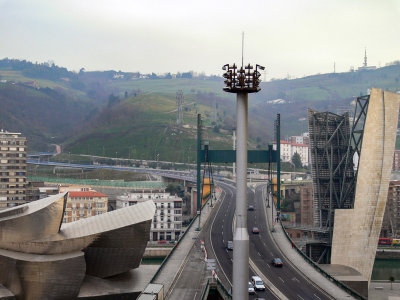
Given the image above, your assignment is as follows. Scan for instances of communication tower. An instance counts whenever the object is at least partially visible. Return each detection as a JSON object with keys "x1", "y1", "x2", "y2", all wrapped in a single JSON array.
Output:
[{"x1": 176, "y1": 90, "x2": 184, "y2": 125}]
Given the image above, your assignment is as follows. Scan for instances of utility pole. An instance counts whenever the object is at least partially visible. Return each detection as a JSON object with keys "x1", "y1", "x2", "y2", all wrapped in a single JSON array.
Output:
[
  {"x1": 276, "y1": 114, "x2": 281, "y2": 221},
  {"x1": 222, "y1": 62, "x2": 264, "y2": 300},
  {"x1": 196, "y1": 114, "x2": 202, "y2": 230},
  {"x1": 232, "y1": 128, "x2": 236, "y2": 178}
]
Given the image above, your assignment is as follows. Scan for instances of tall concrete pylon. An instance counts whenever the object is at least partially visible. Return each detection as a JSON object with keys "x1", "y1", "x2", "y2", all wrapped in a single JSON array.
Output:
[{"x1": 331, "y1": 88, "x2": 400, "y2": 285}]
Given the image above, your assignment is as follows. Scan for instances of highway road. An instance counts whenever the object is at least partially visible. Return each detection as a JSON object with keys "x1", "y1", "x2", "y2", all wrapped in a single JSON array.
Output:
[
  {"x1": 207, "y1": 182, "x2": 278, "y2": 299},
  {"x1": 208, "y1": 182, "x2": 333, "y2": 300}
]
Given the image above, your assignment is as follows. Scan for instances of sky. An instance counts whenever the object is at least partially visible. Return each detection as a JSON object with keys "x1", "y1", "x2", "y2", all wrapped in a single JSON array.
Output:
[{"x1": 1, "y1": 0, "x2": 399, "y2": 79}]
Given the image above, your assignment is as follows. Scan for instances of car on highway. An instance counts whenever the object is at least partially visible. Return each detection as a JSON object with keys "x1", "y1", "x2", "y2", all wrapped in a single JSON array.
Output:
[
  {"x1": 272, "y1": 257, "x2": 283, "y2": 267},
  {"x1": 248, "y1": 281, "x2": 255, "y2": 294},
  {"x1": 248, "y1": 205, "x2": 254, "y2": 211},
  {"x1": 252, "y1": 227, "x2": 260, "y2": 234},
  {"x1": 251, "y1": 276, "x2": 265, "y2": 291},
  {"x1": 227, "y1": 240, "x2": 233, "y2": 250}
]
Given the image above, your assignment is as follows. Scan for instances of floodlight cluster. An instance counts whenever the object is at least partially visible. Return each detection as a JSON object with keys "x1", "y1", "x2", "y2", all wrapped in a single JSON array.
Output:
[{"x1": 222, "y1": 63, "x2": 264, "y2": 93}]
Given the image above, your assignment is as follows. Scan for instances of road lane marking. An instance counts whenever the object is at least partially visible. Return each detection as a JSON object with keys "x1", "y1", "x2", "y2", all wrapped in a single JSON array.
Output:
[
  {"x1": 258, "y1": 252, "x2": 261, "y2": 256},
  {"x1": 291, "y1": 277, "x2": 299, "y2": 283},
  {"x1": 314, "y1": 294, "x2": 321, "y2": 300},
  {"x1": 298, "y1": 295, "x2": 305, "y2": 300},
  {"x1": 278, "y1": 276, "x2": 284, "y2": 283}
]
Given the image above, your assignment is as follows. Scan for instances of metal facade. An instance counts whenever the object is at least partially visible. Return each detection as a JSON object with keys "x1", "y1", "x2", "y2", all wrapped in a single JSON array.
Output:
[{"x1": 0, "y1": 193, "x2": 155, "y2": 299}]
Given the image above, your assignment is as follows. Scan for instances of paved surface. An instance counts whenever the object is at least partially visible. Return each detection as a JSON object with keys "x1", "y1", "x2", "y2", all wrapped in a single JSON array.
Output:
[
  {"x1": 369, "y1": 282, "x2": 400, "y2": 300},
  {"x1": 261, "y1": 184, "x2": 356, "y2": 299},
  {"x1": 153, "y1": 192, "x2": 219, "y2": 299}
]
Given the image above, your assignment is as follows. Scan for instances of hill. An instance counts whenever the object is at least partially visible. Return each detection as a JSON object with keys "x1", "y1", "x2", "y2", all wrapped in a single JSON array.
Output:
[
  {"x1": 0, "y1": 82, "x2": 95, "y2": 151},
  {"x1": 64, "y1": 93, "x2": 234, "y2": 162},
  {"x1": 1, "y1": 58, "x2": 399, "y2": 158}
]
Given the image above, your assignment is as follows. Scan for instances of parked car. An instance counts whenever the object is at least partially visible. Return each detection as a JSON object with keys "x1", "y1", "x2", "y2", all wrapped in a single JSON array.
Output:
[
  {"x1": 248, "y1": 205, "x2": 254, "y2": 211},
  {"x1": 272, "y1": 257, "x2": 283, "y2": 267},
  {"x1": 251, "y1": 276, "x2": 265, "y2": 291},
  {"x1": 227, "y1": 240, "x2": 233, "y2": 250},
  {"x1": 248, "y1": 281, "x2": 255, "y2": 294},
  {"x1": 252, "y1": 227, "x2": 260, "y2": 234}
]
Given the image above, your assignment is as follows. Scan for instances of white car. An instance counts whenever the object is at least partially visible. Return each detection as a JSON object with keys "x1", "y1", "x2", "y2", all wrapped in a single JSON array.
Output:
[
  {"x1": 251, "y1": 275, "x2": 266, "y2": 291},
  {"x1": 248, "y1": 281, "x2": 255, "y2": 294}
]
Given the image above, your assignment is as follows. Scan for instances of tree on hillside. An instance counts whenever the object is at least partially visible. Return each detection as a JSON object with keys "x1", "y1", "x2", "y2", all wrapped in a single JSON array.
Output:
[
  {"x1": 107, "y1": 94, "x2": 121, "y2": 107},
  {"x1": 292, "y1": 152, "x2": 302, "y2": 169}
]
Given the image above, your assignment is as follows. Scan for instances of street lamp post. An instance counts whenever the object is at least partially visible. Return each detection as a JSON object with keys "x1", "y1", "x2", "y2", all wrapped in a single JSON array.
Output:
[{"x1": 223, "y1": 63, "x2": 263, "y2": 300}]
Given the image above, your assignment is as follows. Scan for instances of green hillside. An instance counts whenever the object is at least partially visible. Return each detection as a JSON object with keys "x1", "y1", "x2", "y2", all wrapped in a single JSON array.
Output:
[
  {"x1": 0, "y1": 82, "x2": 94, "y2": 151},
  {"x1": 1, "y1": 58, "x2": 399, "y2": 157},
  {"x1": 64, "y1": 93, "x2": 233, "y2": 162}
]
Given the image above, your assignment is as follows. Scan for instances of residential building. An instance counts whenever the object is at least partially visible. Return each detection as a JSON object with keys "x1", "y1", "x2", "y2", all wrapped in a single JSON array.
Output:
[
  {"x1": 381, "y1": 180, "x2": 400, "y2": 237},
  {"x1": 116, "y1": 192, "x2": 183, "y2": 242},
  {"x1": 0, "y1": 130, "x2": 27, "y2": 209},
  {"x1": 393, "y1": 150, "x2": 400, "y2": 171},
  {"x1": 300, "y1": 184, "x2": 313, "y2": 226},
  {"x1": 289, "y1": 132, "x2": 309, "y2": 145},
  {"x1": 273, "y1": 140, "x2": 309, "y2": 166},
  {"x1": 64, "y1": 191, "x2": 108, "y2": 223}
]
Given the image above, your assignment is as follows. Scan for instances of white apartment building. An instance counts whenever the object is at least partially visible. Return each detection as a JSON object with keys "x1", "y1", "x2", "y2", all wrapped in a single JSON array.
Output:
[
  {"x1": 274, "y1": 140, "x2": 309, "y2": 166},
  {"x1": 116, "y1": 192, "x2": 183, "y2": 242},
  {"x1": 0, "y1": 130, "x2": 27, "y2": 209}
]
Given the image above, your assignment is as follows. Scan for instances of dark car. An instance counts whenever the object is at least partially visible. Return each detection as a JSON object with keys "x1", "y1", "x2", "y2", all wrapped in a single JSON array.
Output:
[
  {"x1": 272, "y1": 257, "x2": 283, "y2": 267},
  {"x1": 252, "y1": 227, "x2": 260, "y2": 234},
  {"x1": 248, "y1": 205, "x2": 254, "y2": 211}
]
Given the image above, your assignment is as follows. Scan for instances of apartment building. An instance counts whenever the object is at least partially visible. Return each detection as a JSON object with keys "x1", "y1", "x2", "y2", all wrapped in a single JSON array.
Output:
[
  {"x1": 393, "y1": 150, "x2": 400, "y2": 171},
  {"x1": 300, "y1": 184, "x2": 313, "y2": 226},
  {"x1": 381, "y1": 180, "x2": 400, "y2": 237},
  {"x1": 116, "y1": 191, "x2": 183, "y2": 242},
  {"x1": 273, "y1": 140, "x2": 309, "y2": 166},
  {"x1": 0, "y1": 130, "x2": 27, "y2": 209},
  {"x1": 63, "y1": 191, "x2": 108, "y2": 223}
]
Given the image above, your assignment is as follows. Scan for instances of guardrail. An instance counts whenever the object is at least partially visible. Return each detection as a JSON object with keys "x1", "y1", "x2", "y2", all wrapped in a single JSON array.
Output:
[
  {"x1": 201, "y1": 279, "x2": 211, "y2": 300},
  {"x1": 279, "y1": 220, "x2": 366, "y2": 300},
  {"x1": 216, "y1": 278, "x2": 232, "y2": 299},
  {"x1": 200, "y1": 279, "x2": 232, "y2": 300}
]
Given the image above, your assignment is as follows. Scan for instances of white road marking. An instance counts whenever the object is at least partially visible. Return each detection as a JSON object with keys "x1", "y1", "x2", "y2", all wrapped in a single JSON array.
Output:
[
  {"x1": 278, "y1": 276, "x2": 284, "y2": 283},
  {"x1": 258, "y1": 252, "x2": 261, "y2": 256},
  {"x1": 314, "y1": 294, "x2": 321, "y2": 300},
  {"x1": 266, "y1": 264, "x2": 270, "y2": 268},
  {"x1": 291, "y1": 277, "x2": 299, "y2": 283},
  {"x1": 298, "y1": 295, "x2": 305, "y2": 300}
]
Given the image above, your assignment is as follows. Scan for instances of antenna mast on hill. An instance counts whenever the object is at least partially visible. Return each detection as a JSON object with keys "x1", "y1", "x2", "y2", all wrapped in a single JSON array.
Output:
[
  {"x1": 363, "y1": 47, "x2": 368, "y2": 67},
  {"x1": 176, "y1": 90, "x2": 184, "y2": 125},
  {"x1": 241, "y1": 32, "x2": 244, "y2": 68}
]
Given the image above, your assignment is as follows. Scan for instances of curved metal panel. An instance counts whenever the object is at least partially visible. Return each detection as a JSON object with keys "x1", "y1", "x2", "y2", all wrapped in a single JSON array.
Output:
[
  {"x1": 0, "y1": 249, "x2": 85, "y2": 300},
  {"x1": 84, "y1": 220, "x2": 152, "y2": 278},
  {"x1": 0, "y1": 193, "x2": 66, "y2": 246}
]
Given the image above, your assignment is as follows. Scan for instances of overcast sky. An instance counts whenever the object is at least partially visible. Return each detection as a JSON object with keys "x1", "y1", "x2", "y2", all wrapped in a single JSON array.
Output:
[{"x1": 1, "y1": 0, "x2": 399, "y2": 79}]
